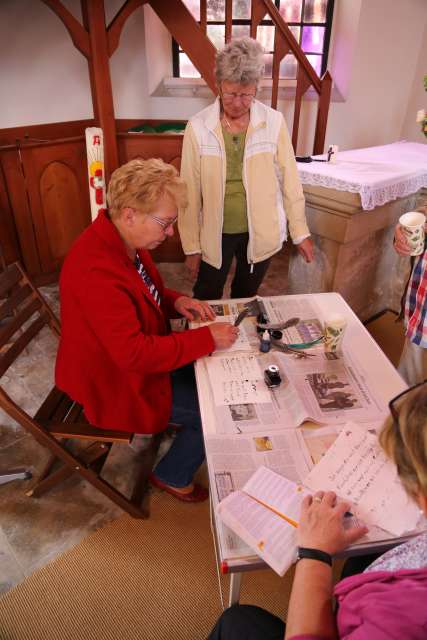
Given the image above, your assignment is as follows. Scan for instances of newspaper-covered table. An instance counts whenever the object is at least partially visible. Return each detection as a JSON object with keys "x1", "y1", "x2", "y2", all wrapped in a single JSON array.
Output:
[{"x1": 194, "y1": 293, "x2": 424, "y2": 585}]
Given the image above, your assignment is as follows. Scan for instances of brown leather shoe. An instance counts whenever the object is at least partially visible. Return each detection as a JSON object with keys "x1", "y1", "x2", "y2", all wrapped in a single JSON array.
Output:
[{"x1": 149, "y1": 473, "x2": 209, "y2": 503}]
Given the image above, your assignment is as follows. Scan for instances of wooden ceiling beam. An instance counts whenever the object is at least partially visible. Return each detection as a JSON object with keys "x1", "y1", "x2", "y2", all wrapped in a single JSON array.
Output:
[
  {"x1": 82, "y1": 0, "x2": 119, "y2": 181},
  {"x1": 107, "y1": 0, "x2": 148, "y2": 58},
  {"x1": 148, "y1": 0, "x2": 217, "y2": 93},
  {"x1": 41, "y1": 0, "x2": 90, "y2": 58}
]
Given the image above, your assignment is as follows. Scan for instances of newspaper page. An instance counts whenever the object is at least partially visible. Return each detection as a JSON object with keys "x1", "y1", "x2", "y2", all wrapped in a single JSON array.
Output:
[
  {"x1": 210, "y1": 351, "x2": 318, "y2": 435},
  {"x1": 207, "y1": 348, "x2": 384, "y2": 435},
  {"x1": 261, "y1": 296, "x2": 324, "y2": 345},
  {"x1": 190, "y1": 299, "x2": 257, "y2": 352},
  {"x1": 275, "y1": 349, "x2": 386, "y2": 424},
  {"x1": 206, "y1": 428, "x2": 312, "y2": 559}
]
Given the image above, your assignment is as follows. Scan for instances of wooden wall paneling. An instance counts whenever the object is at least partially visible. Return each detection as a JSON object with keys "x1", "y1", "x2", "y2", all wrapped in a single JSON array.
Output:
[
  {"x1": 0, "y1": 155, "x2": 22, "y2": 265},
  {"x1": 117, "y1": 133, "x2": 185, "y2": 262},
  {"x1": 117, "y1": 133, "x2": 183, "y2": 166},
  {"x1": 0, "y1": 148, "x2": 41, "y2": 275},
  {"x1": 0, "y1": 119, "x2": 96, "y2": 147},
  {"x1": 19, "y1": 139, "x2": 91, "y2": 274}
]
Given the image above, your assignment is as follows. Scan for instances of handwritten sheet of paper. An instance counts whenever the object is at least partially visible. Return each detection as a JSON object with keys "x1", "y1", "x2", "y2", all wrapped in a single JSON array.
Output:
[
  {"x1": 193, "y1": 318, "x2": 252, "y2": 352},
  {"x1": 304, "y1": 424, "x2": 421, "y2": 536},
  {"x1": 206, "y1": 355, "x2": 271, "y2": 406}
]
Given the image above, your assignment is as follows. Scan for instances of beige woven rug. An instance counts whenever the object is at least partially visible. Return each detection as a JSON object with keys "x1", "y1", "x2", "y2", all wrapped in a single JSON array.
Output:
[{"x1": 0, "y1": 490, "x2": 293, "y2": 640}]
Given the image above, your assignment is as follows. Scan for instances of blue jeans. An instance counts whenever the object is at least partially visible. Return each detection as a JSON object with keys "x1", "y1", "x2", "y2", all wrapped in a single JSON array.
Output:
[{"x1": 153, "y1": 363, "x2": 206, "y2": 487}]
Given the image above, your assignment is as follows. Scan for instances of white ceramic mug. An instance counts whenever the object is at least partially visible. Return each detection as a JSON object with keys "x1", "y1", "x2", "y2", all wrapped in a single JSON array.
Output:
[
  {"x1": 324, "y1": 315, "x2": 347, "y2": 352},
  {"x1": 399, "y1": 211, "x2": 426, "y2": 256}
]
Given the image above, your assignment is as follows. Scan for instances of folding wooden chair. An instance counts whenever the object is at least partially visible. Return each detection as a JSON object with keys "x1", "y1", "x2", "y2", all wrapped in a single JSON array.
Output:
[{"x1": 0, "y1": 262, "x2": 163, "y2": 518}]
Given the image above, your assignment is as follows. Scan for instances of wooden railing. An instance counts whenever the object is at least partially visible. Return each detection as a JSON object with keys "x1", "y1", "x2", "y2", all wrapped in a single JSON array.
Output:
[
  {"x1": 41, "y1": 0, "x2": 332, "y2": 163},
  {"x1": 151, "y1": 0, "x2": 332, "y2": 154}
]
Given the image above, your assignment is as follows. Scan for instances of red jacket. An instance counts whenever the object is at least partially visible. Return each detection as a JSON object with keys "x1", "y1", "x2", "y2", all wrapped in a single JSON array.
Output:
[{"x1": 55, "y1": 211, "x2": 214, "y2": 434}]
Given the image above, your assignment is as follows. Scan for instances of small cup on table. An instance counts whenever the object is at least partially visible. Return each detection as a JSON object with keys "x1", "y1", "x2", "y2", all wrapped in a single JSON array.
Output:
[
  {"x1": 324, "y1": 315, "x2": 347, "y2": 353},
  {"x1": 398, "y1": 211, "x2": 426, "y2": 256}
]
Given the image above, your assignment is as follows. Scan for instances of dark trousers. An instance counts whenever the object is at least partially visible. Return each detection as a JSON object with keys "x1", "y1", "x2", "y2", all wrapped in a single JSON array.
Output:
[
  {"x1": 193, "y1": 233, "x2": 271, "y2": 300},
  {"x1": 153, "y1": 364, "x2": 205, "y2": 488},
  {"x1": 207, "y1": 605, "x2": 285, "y2": 640},
  {"x1": 207, "y1": 555, "x2": 381, "y2": 640}
]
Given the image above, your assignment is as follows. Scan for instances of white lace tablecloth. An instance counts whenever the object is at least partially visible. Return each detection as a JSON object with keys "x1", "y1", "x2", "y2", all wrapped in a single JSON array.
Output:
[{"x1": 297, "y1": 141, "x2": 427, "y2": 210}]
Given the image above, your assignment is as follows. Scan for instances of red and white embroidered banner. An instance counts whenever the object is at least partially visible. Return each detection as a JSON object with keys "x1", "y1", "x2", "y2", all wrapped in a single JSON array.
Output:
[{"x1": 85, "y1": 127, "x2": 107, "y2": 221}]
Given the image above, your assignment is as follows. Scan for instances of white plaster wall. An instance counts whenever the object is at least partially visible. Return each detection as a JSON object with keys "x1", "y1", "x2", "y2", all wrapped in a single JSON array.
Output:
[
  {"x1": 0, "y1": 0, "x2": 93, "y2": 127},
  {"x1": 401, "y1": 18, "x2": 427, "y2": 143},
  {"x1": 0, "y1": 0, "x2": 426, "y2": 155},
  {"x1": 323, "y1": 0, "x2": 427, "y2": 151}
]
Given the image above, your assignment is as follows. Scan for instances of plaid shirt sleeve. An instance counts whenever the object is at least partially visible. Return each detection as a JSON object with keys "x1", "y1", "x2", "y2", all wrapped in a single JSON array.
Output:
[{"x1": 405, "y1": 248, "x2": 427, "y2": 347}]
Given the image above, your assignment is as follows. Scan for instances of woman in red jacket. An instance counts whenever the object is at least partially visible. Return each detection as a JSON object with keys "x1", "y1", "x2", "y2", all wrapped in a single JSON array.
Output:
[{"x1": 56, "y1": 158, "x2": 238, "y2": 502}]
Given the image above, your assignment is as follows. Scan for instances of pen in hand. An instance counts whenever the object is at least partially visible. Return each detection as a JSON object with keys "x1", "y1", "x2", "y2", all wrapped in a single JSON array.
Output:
[{"x1": 234, "y1": 308, "x2": 249, "y2": 327}]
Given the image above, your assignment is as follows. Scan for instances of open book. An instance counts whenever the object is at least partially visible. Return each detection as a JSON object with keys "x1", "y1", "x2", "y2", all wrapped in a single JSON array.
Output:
[
  {"x1": 216, "y1": 466, "x2": 308, "y2": 576},
  {"x1": 216, "y1": 425, "x2": 422, "y2": 576}
]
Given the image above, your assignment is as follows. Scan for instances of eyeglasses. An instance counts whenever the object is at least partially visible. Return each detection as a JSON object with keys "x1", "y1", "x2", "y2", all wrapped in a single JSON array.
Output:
[
  {"x1": 221, "y1": 91, "x2": 256, "y2": 103},
  {"x1": 389, "y1": 380, "x2": 427, "y2": 433},
  {"x1": 149, "y1": 214, "x2": 178, "y2": 232}
]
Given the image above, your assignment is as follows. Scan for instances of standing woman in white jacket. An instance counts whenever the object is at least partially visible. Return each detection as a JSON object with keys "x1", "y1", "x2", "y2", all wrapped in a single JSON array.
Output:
[{"x1": 178, "y1": 36, "x2": 314, "y2": 300}]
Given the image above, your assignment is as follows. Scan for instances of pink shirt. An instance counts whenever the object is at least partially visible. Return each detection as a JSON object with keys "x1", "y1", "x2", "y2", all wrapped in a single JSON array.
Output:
[{"x1": 289, "y1": 568, "x2": 427, "y2": 640}]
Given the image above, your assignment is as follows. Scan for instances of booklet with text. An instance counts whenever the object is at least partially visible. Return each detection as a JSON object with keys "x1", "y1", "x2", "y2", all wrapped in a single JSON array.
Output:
[
  {"x1": 216, "y1": 466, "x2": 309, "y2": 576},
  {"x1": 216, "y1": 425, "x2": 422, "y2": 575}
]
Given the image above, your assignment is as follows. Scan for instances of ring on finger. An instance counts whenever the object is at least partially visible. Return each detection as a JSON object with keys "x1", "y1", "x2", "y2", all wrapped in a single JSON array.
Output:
[{"x1": 313, "y1": 496, "x2": 322, "y2": 504}]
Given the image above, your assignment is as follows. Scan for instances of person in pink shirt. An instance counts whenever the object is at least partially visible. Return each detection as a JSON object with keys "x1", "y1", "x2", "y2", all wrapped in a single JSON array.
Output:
[{"x1": 208, "y1": 382, "x2": 427, "y2": 640}]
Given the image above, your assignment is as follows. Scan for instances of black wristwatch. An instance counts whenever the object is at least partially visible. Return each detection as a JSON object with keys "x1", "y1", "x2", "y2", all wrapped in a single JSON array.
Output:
[{"x1": 296, "y1": 547, "x2": 332, "y2": 566}]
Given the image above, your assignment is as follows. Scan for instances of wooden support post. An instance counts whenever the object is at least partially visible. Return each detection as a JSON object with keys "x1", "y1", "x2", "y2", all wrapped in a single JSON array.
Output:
[
  {"x1": 81, "y1": 0, "x2": 119, "y2": 182},
  {"x1": 313, "y1": 71, "x2": 332, "y2": 155}
]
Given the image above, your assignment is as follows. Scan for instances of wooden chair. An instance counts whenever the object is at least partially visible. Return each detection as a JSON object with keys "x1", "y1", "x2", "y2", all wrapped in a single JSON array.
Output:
[{"x1": 0, "y1": 261, "x2": 163, "y2": 518}]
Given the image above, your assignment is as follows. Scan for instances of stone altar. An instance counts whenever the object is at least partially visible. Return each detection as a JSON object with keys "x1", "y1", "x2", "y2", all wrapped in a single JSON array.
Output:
[
  {"x1": 288, "y1": 141, "x2": 427, "y2": 322},
  {"x1": 287, "y1": 186, "x2": 427, "y2": 322}
]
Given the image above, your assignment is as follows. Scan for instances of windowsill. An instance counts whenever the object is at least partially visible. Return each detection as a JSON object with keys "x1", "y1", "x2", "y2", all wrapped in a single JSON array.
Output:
[{"x1": 153, "y1": 77, "x2": 344, "y2": 102}]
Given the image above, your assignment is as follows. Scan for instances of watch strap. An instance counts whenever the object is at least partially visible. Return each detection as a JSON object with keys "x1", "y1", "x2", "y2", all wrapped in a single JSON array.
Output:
[{"x1": 297, "y1": 547, "x2": 332, "y2": 566}]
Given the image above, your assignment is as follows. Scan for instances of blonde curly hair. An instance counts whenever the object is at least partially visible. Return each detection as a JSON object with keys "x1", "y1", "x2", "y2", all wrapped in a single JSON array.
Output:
[
  {"x1": 107, "y1": 158, "x2": 188, "y2": 220},
  {"x1": 379, "y1": 383, "x2": 427, "y2": 499}
]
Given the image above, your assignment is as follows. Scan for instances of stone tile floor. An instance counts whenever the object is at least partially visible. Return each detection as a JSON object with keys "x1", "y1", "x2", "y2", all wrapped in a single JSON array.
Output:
[{"x1": 0, "y1": 252, "x2": 293, "y2": 595}]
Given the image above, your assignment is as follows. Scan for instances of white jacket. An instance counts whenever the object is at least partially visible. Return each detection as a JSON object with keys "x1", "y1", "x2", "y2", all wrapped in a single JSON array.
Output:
[{"x1": 178, "y1": 98, "x2": 310, "y2": 269}]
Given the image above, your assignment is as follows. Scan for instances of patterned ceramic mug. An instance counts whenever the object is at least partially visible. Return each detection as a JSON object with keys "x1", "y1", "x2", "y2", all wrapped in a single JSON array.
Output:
[
  {"x1": 324, "y1": 315, "x2": 347, "y2": 353},
  {"x1": 399, "y1": 211, "x2": 426, "y2": 256}
]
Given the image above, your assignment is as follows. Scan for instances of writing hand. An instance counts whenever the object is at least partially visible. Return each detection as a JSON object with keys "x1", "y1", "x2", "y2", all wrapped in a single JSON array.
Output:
[
  {"x1": 297, "y1": 491, "x2": 368, "y2": 555},
  {"x1": 209, "y1": 322, "x2": 239, "y2": 350}
]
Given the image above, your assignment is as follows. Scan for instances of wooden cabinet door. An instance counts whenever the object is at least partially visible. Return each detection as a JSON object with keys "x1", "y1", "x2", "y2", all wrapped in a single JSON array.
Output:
[
  {"x1": 0, "y1": 149, "x2": 24, "y2": 266},
  {"x1": 0, "y1": 146, "x2": 41, "y2": 273},
  {"x1": 19, "y1": 138, "x2": 92, "y2": 274}
]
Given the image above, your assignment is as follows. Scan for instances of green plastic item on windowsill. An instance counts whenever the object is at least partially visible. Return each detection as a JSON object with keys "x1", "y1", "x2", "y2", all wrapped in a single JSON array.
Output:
[{"x1": 127, "y1": 122, "x2": 186, "y2": 135}]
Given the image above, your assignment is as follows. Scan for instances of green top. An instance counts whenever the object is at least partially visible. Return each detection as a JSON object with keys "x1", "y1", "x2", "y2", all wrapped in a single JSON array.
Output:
[{"x1": 222, "y1": 128, "x2": 248, "y2": 234}]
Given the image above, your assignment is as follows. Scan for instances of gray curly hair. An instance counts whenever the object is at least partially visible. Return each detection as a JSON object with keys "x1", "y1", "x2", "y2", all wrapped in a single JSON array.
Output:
[{"x1": 215, "y1": 36, "x2": 265, "y2": 86}]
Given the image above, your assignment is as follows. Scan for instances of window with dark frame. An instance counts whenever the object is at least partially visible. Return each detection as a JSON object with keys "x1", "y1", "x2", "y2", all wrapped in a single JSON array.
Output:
[{"x1": 172, "y1": 0, "x2": 334, "y2": 80}]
